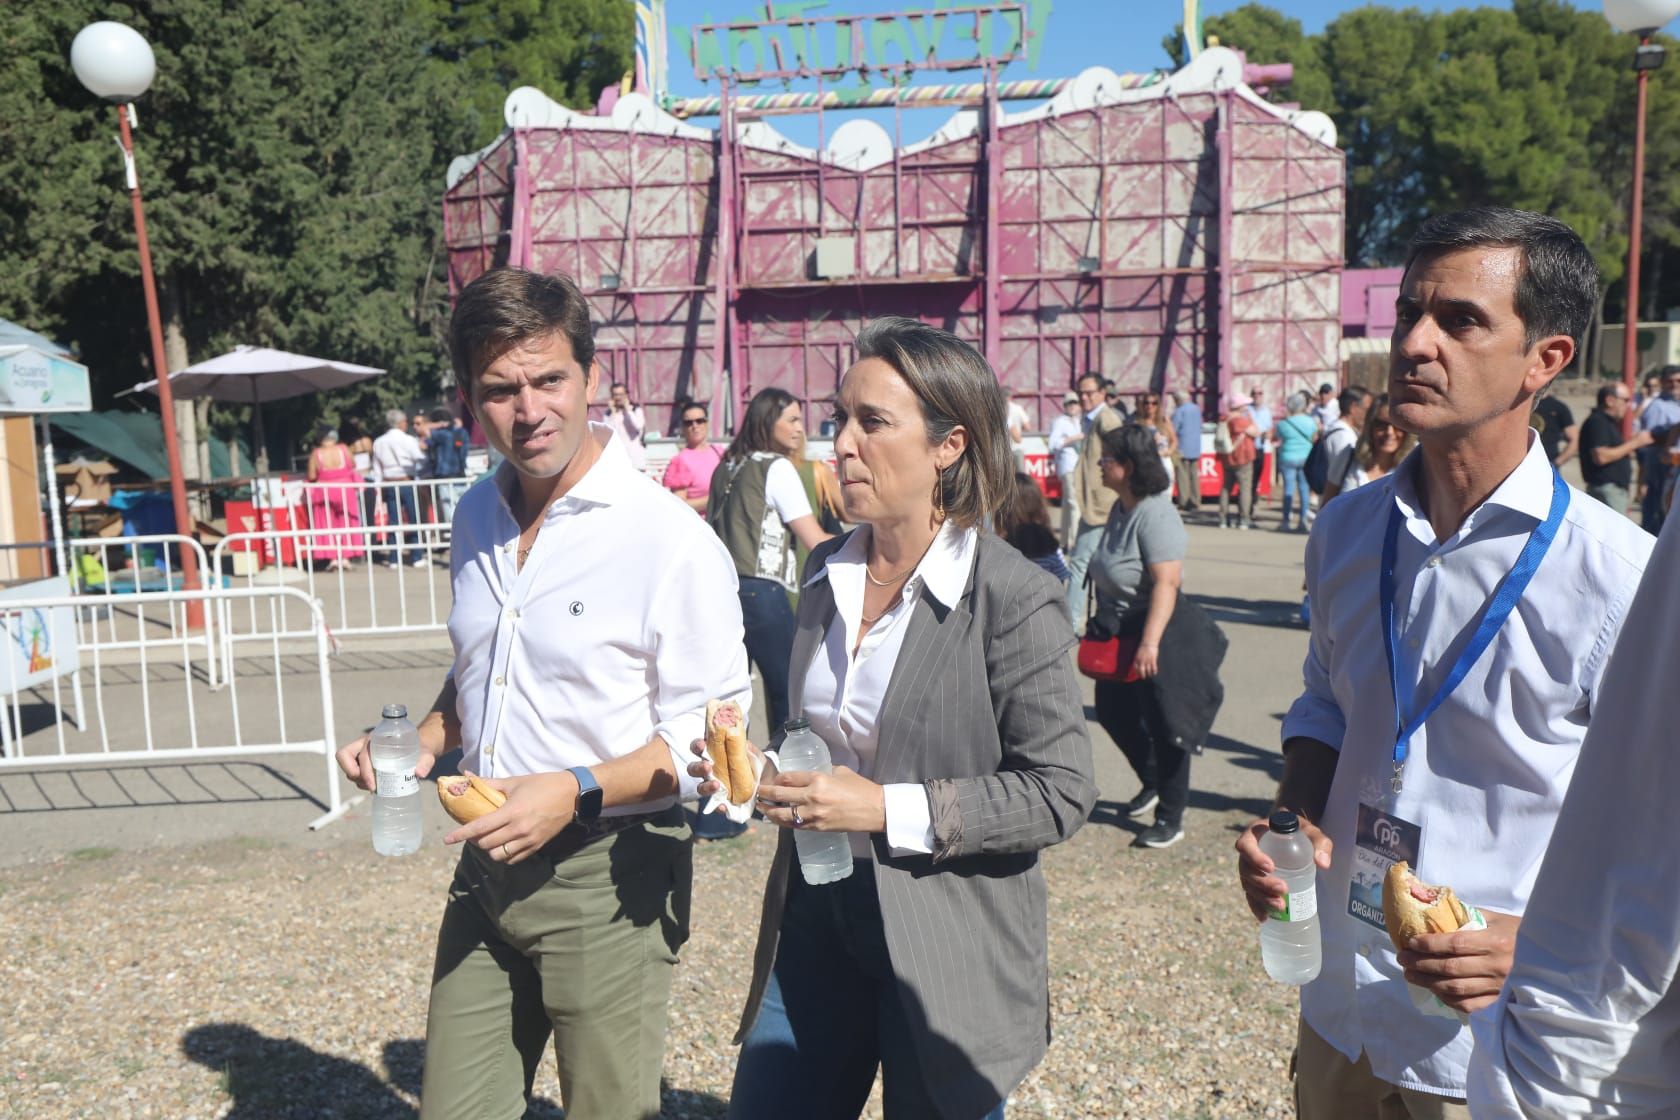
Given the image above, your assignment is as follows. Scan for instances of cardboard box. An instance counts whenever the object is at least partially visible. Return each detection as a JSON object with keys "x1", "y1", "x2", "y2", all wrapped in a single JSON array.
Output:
[{"x1": 56, "y1": 460, "x2": 118, "y2": 505}]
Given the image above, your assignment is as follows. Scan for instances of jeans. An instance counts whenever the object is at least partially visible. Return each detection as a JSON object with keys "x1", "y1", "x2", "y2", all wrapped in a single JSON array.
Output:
[
  {"x1": 1642, "y1": 460, "x2": 1670, "y2": 533},
  {"x1": 1063, "y1": 522, "x2": 1105, "y2": 637},
  {"x1": 1095, "y1": 679, "x2": 1191, "y2": 827},
  {"x1": 1279, "y1": 460, "x2": 1309, "y2": 528},
  {"x1": 730, "y1": 866, "x2": 1008, "y2": 1120},
  {"x1": 434, "y1": 480, "x2": 468, "y2": 527},
  {"x1": 739, "y1": 577, "x2": 796, "y2": 735},
  {"x1": 381, "y1": 485, "x2": 424, "y2": 564}
]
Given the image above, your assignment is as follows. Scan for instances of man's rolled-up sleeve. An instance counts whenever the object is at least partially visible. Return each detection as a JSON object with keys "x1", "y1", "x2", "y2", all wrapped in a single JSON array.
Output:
[
  {"x1": 1279, "y1": 517, "x2": 1346, "y2": 751},
  {"x1": 648, "y1": 535, "x2": 752, "y2": 800}
]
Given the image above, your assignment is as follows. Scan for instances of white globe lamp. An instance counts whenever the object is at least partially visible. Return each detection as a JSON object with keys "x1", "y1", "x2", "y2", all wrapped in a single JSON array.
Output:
[
  {"x1": 1604, "y1": 0, "x2": 1680, "y2": 34},
  {"x1": 70, "y1": 22, "x2": 156, "y2": 102}
]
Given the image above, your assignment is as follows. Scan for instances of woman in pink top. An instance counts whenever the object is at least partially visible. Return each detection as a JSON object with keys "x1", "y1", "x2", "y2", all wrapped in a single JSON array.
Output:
[{"x1": 662, "y1": 400, "x2": 725, "y2": 513}]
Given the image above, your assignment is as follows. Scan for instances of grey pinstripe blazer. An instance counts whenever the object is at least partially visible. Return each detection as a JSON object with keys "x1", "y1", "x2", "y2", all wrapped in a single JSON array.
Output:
[{"x1": 735, "y1": 531, "x2": 1097, "y2": 1119}]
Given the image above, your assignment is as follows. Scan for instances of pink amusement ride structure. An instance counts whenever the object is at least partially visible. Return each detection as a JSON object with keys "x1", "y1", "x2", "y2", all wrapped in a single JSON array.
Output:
[{"x1": 442, "y1": 3, "x2": 1345, "y2": 440}]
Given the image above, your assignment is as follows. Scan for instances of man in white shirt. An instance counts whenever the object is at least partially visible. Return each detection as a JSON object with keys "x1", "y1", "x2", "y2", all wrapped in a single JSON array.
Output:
[
  {"x1": 372, "y1": 408, "x2": 428, "y2": 566},
  {"x1": 1047, "y1": 390, "x2": 1084, "y2": 548},
  {"x1": 1235, "y1": 207, "x2": 1654, "y2": 1118},
  {"x1": 603, "y1": 380, "x2": 647, "y2": 471},
  {"x1": 336, "y1": 268, "x2": 751, "y2": 1120},
  {"x1": 1466, "y1": 510, "x2": 1679, "y2": 1117},
  {"x1": 1318, "y1": 385, "x2": 1372, "y2": 502},
  {"x1": 1312, "y1": 382, "x2": 1340, "y2": 431}
]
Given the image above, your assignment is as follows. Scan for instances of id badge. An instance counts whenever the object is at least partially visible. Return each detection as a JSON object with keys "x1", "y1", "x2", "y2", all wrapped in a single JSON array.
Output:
[{"x1": 1347, "y1": 801, "x2": 1421, "y2": 931}]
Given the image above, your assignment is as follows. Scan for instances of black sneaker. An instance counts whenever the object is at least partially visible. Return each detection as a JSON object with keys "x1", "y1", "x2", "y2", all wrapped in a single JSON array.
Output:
[
  {"x1": 1121, "y1": 789, "x2": 1159, "y2": 818},
  {"x1": 1133, "y1": 820, "x2": 1184, "y2": 849}
]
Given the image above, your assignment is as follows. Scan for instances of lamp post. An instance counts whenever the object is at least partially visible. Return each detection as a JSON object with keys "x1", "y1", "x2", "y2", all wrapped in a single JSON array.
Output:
[
  {"x1": 1604, "y1": 0, "x2": 1680, "y2": 435},
  {"x1": 71, "y1": 22, "x2": 203, "y2": 627}
]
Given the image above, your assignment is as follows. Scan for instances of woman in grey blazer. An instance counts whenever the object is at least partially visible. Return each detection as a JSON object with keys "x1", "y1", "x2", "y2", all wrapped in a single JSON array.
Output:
[{"x1": 693, "y1": 318, "x2": 1097, "y2": 1120}]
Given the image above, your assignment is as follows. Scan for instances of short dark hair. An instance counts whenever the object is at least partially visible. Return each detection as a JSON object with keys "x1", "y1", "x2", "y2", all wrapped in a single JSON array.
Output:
[
  {"x1": 1098, "y1": 424, "x2": 1172, "y2": 496},
  {"x1": 1403, "y1": 207, "x2": 1599, "y2": 356},
  {"x1": 448, "y1": 269, "x2": 595, "y2": 398},
  {"x1": 1319, "y1": 382, "x2": 1335, "y2": 394},
  {"x1": 611, "y1": 381, "x2": 629, "y2": 393},
  {"x1": 680, "y1": 399, "x2": 708, "y2": 419},
  {"x1": 853, "y1": 317, "x2": 1013, "y2": 529},
  {"x1": 1664, "y1": 364, "x2": 1680, "y2": 378},
  {"x1": 725, "y1": 388, "x2": 797, "y2": 463},
  {"x1": 428, "y1": 406, "x2": 453, "y2": 425},
  {"x1": 1597, "y1": 384, "x2": 1624, "y2": 407},
  {"x1": 1077, "y1": 373, "x2": 1103, "y2": 392},
  {"x1": 1337, "y1": 385, "x2": 1372, "y2": 416}
]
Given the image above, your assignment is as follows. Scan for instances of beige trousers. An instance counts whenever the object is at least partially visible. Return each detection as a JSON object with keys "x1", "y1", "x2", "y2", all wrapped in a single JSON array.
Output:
[{"x1": 1293, "y1": 1017, "x2": 1470, "y2": 1120}]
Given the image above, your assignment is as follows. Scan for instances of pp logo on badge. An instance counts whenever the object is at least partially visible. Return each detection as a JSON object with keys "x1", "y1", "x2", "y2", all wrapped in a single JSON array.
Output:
[
  {"x1": 569, "y1": 601, "x2": 584, "y2": 617},
  {"x1": 1373, "y1": 818, "x2": 1404, "y2": 851}
]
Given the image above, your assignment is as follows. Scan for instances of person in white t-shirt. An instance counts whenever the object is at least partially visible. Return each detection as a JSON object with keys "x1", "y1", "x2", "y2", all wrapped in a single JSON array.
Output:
[
  {"x1": 707, "y1": 388, "x2": 833, "y2": 738},
  {"x1": 1318, "y1": 385, "x2": 1372, "y2": 503},
  {"x1": 1006, "y1": 397, "x2": 1030, "y2": 470}
]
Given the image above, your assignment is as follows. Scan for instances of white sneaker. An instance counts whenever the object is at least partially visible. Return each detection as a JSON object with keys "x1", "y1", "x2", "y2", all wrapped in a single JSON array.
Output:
[{"x1": 410, "y1": 558, "x2": 431, "y2": 569}]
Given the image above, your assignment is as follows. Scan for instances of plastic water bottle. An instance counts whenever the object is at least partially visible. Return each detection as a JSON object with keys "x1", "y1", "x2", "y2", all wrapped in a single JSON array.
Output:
[
  {"x1": 370, "y1": 704, "x2": 423, "y2": 857},
  {"x1": 776, "y1": 719, "x2": 854, "y2": 885},
  {"x1": 1258, "y1": 809, "x2": 1322, "y2": 984}
]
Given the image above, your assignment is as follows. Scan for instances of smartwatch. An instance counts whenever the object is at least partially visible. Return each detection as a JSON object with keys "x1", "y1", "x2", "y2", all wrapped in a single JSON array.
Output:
[{"x1": 566, "y1": 765, "x2": 603, "y2": 822}]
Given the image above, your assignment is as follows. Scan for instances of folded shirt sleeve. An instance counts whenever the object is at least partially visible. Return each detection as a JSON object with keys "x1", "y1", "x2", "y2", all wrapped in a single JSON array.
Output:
[{"x1": 883, "y1": 783, "x2": 935, "y2": 855}]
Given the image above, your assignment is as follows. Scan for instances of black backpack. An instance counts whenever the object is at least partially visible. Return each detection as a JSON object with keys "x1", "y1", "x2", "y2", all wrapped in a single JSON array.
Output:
[{"x1": 1302, "y1": 433, "x2": 1332, "y2": 495}]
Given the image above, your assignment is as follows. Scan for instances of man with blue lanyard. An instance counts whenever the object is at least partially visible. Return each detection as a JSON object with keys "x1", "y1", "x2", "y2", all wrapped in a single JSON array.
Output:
[{"x1": 1235, "y1": 208, "x2": 1654, "y2": 1119}]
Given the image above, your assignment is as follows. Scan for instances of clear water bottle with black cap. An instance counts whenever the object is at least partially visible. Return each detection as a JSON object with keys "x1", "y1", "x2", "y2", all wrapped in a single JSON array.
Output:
[
  {"x1": 370, "y1": 704, "x2": 423, "y2": 857},
  {"x1": 1258, "y1": 809, "x2": 1322, "y2": 983},
  {"x1": 776, "y1": 719, "x2": 854, "y2": 885}
]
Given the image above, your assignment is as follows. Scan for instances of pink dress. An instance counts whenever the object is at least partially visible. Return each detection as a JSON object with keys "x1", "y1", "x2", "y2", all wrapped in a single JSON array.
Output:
[{"x1": 307, "y1": 448, "x2": 365, "y2": 561}]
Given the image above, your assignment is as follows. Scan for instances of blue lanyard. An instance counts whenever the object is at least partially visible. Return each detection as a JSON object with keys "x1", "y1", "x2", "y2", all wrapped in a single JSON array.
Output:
[{"x1": 1378, "y1": 470, "x2": 1569, "y2": 794}]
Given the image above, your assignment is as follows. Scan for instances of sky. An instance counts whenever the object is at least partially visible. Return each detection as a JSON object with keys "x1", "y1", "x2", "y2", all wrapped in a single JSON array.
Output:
[{"x1": 654, "y1": 0, "x2": 1477, "y2": 146}]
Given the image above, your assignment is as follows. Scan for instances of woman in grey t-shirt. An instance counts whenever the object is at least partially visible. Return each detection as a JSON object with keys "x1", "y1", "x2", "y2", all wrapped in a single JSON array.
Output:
[{"x1": 1089, "y1": 424, "x2": 1190, "y2": 849}]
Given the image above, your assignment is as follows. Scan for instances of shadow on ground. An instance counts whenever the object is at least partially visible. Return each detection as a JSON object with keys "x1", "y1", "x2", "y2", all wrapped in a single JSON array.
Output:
[
  {"x1": 182, "y1": 1023, "x2": 727, "y2": 1118},
  {"x1": 1188, "y1": 593, "x2": 1304, "y2": 630},
  {"x1": 0, "y1": 762, "x2": 324, "y2": 814}
]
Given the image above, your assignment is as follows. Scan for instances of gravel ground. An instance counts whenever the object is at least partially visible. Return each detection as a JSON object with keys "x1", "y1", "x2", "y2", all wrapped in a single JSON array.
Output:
[
  {"x1": 3, "y1": 513, "x2": 1314, "y2": 1118},
  {"x1": 0, "y1": 791, "x2": 1297, "y2": 1119}
]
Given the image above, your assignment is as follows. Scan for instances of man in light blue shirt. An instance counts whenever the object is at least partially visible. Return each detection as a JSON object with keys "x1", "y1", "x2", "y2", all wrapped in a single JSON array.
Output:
[
  {"x1": 1169, "y1": 391, "x2": 1203, "y2": 512},
  {"x1": 1637, "y1": 364, "x2": 1680, "y2": 532},
  {"x1": 1235, "y1": 208, "x2": 1653, "y2": 1117}
]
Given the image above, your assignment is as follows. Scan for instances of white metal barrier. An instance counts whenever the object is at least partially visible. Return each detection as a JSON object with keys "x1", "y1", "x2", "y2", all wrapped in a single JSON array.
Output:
[
  {"x1": 0, "y1": 585, "x2": 344, "y2": 830},
  {"x1": 66, "y1": 534, "x2": 221, "y2": 689},
  {"x1": 212, "y1": 521, "x2": 453, "y2": 670}
]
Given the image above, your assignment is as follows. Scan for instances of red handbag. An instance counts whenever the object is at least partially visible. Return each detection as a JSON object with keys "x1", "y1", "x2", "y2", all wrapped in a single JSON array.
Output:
[
  {"x1": 1077, "y1": 576, "x2": 1143, "y2": 682},
  {"x1": 1077, "y1": 633, "x2": 1142, "y2": 682}
]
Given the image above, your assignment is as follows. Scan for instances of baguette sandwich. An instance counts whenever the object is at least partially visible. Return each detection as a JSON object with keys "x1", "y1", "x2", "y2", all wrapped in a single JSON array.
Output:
[
  {"x1": 437, "y1": 774, "x2": 507, "y2": 824},
  {"x1": 705, "y1": 699, "x2": 755, "y2": 806},
  {"x1": 1382, "y1": 861, "x2": 1470, "y2": 951}
]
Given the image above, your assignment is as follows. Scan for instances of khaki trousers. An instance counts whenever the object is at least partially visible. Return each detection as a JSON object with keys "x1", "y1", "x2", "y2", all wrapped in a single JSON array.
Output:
[
  {"x1": 420, "y1": 809, "x2": 692, "y2": 1120},
  {"x1": 1173, "y1": 453, "x2": 1201, "y2": 510},
  {"x1": 1294, "y1": 1017, "x2": 1469, "y2": 1120}
]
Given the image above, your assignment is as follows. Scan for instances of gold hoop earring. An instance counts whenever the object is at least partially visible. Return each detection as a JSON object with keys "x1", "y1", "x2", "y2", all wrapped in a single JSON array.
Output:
[{"x1": 932, "y1": 467, "x2": 947, "y2": 522}]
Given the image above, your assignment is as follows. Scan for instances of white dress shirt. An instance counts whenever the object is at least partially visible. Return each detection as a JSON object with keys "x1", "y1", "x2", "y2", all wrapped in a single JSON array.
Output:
[
  {"x1": 448, "y1": 423, "x2": 752, "y2": 812},
  {"x1": 1048, "y1": 412, "x2": 1083, "y2": 477},
  {"x1": 800, "y1": 521, "x2": 976, "y2": 858},
  {"x1": 372, "y1": 428, "x2": 424, "y2": 481},
  {"x1": 1283, "y1": 433, "x2": 1654, "y2": 1097},
  {"x1": 1466, "y1": 510, "x2": 1680, "y2": 1118}
]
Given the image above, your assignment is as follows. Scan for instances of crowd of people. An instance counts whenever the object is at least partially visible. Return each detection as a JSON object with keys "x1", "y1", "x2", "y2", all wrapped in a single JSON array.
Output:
[{"x1": 330, "y1": 204, "x2": 1680, "y2": 1120}]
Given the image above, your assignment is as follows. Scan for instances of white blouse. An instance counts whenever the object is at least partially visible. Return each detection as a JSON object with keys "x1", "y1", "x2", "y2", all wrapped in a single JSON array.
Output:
[{"x1": 800, "y1": 520, "x2": 976, "y2": 858}]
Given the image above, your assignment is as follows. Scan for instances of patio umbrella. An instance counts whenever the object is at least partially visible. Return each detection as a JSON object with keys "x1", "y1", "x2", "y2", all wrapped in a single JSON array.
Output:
[{"x1": 134, "y1": 345, "x2": 385, "y2": 472}]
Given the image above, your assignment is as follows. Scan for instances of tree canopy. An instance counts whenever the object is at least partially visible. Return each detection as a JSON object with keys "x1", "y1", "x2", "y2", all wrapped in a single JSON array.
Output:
[
  {"x1": 1167, "y1": 0, "x2": 1680, "y2": 324},
  {"x1": 0, "y1": 0, "x2": 629, "y2": 461}
]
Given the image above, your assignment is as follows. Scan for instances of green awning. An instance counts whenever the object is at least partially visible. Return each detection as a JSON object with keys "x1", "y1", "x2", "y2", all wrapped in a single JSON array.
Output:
[{"x1": 48, "y1": 411, "x2": 254, "y2": 481}]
